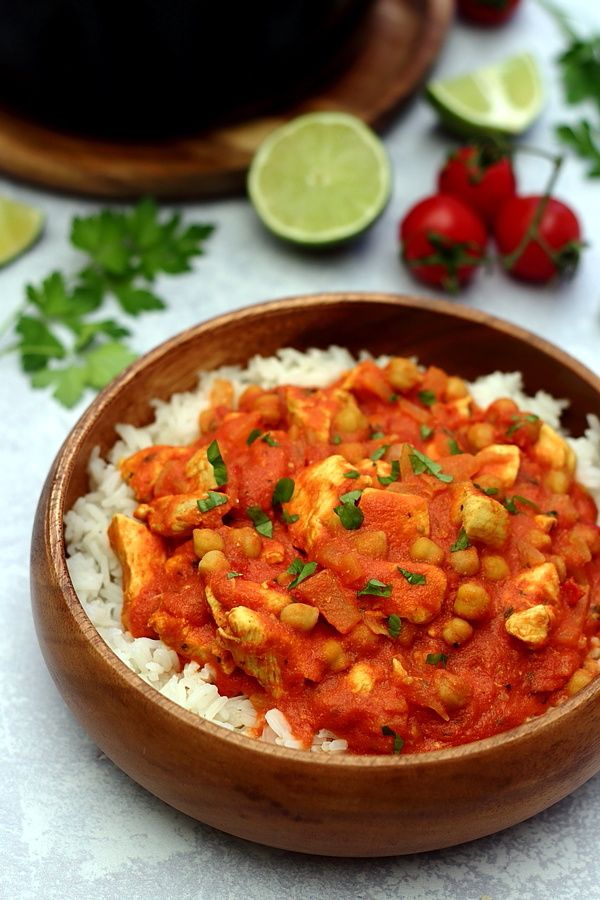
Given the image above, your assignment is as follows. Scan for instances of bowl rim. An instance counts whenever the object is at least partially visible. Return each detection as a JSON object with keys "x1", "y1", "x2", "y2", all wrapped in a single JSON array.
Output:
[{"x1": 44, "y1": 290, "x2": 600, "y2": 768}]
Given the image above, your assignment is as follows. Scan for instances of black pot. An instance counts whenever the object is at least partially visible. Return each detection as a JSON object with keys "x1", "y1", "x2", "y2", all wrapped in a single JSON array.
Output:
[{"x1": 0, "y1": 0, "x2": 376, "y2": 139}]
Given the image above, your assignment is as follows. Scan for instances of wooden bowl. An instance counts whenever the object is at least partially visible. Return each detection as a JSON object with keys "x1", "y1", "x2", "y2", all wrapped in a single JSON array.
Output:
[{"x1": 31, "y1": 293, "x2": 600, "y2": 857}]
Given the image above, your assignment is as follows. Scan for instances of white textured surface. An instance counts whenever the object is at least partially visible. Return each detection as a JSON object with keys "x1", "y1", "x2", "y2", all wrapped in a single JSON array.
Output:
[{"x1": 2, "y1": 2, "x2": 600, "y2": 897}]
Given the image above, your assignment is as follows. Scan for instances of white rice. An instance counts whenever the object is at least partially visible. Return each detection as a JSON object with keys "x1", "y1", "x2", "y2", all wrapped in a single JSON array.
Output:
[{"x1": 64, "y1": 348, "x2": 600, "y2": 752}]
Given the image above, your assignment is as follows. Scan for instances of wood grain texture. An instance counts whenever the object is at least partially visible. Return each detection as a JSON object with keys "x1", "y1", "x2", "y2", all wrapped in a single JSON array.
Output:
[
  {"x1": 31, "y1": 293, "x2": 600, "y2": 856},
  {"x1": 0, "y1": 0, "x2": 453, "y2": 199}
]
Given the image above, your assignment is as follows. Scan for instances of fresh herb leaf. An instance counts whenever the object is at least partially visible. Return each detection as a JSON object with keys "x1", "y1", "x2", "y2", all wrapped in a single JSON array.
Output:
[
  {"x1": 207, "y1": 439, "x2": 228, "y2": 486},
  {"x1": 389, "y1": 393, "x2": 398, "y2": 403},
  {"x1": 16, "y1": 315, "x2": 65, "y2": 372},
  {"x1": 426, "y1": 653, "x2": 448, "y2": 667},
  {"x1": 339, "y1": 489, "x2": 363, "y2": 505},
  {"x1": 397, "y1": 566, "x2": 427, "y2": 585},
  {"x1": 247, "y1": 506, "x2": 273, "y2": 538},
  {"x1": 409, "y1": 448, "x2": 453, "y2": 483},
  {"x1": 506, "y1": 413, "x2": 540, "y2": 437},
  {"x1": 246, "y1": 428, "x2": 262, "y2": 445},
  {"x1": 331, "y1": 434, "x2": 342, "y2": 445},
  {"x1": 474, "y1": 483, "x2": 499, "y2": 496},
  {"x1": 557, "y1": 120, "x2": 600, "y2": 177},
  {"x1": 450, "y1": 527, "x2": 471, "y2": 552},
  {"x1": 371, "y1": 430, "x2": 385, "y2": 439},
  {"x1": 504, "y1": 495, "x2": 540, "y2": 515},
  {"x1": 197, "y1": 491, "x2": 228, "y2": 513},
  {"x1": 418, "y1": 389, "x2": 436, "y2": 407},
  {"x1": 387, "y1": 614, "x2": 402, "y2": 639},
  {"x1": 357, "y1": 579, "x2": 392, "y2": 598},
  {"x1": 377, "y1": 459, "x2": 400, "y2": 486},
  {"x1": 261, "y1": 433, "x2": 279, "y2": 447},
  {"x1": 344, "y1": 470, "x2": 360, "y2": 479},
  {"x1": 287, "y1": 558, "x2": 318, "y2": 590},
  {"x1": 281, "y1": 511, "x2": 300, "y2": 525},
  {"x1": 272, "y1": 477, "x2": 295, "y2": 505},
  {"x1": 420, "y1": 424, "x2": 434, "y2": 440},
  {"x1": 84, "y1": 342, "x2": 137, "y2": 389},
  {"x1": 447, "y1": 437, "x2": 462, "y2": 455},
  {"x1": 227, "y1": 571, "x2": 242, "y2": 579},
  {"x1": 370, "y1": 444, "x2": 390, "y2": 462},
  {"x1": 334, "y1": 498, "x2": 364, "y2": 531},
  {"x1": 30, "y1": 365, "x2": 88, "y2": 408},
  {"x1": 381, "y1": 725, "x2": 404, "y2": 754}
]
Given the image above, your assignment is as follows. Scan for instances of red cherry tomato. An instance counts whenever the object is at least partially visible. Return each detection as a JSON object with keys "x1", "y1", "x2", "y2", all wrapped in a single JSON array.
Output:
[
  {"x1": 457, "y1": 0, "x2": 521, "y2": 26},
  {"x1": 400, "y1": 195, "x2": 487, "y2": 292},
  {"x1": 438, "y1": 145, "x2": 516, "y2": 226},
  {"x1": 493, "y1": 195, "x2": 583, "y2": 283}
]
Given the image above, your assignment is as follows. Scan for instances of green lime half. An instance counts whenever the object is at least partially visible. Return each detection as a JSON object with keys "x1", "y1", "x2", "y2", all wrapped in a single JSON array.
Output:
[
  {"x1": 426, "y1": 52, "x2": 543, "y2": 138},
  {"x1": 248, "y1": 112, "x2": 391, "y2": 246},
  {"x1": 0, "y1": 196, "x2": 44, "y2": 266}
]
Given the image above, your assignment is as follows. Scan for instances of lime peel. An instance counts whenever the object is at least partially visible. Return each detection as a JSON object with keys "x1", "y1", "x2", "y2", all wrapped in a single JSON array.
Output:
[
  {"x1": 426, "y1": 53, "x2": 544, "y2": 138},
  {"x1": 248, "y1": 112, "x2": 391, "y2": 246},
  {"x1": 0, "y1": 196, "x2": 44, "y2": 266}
]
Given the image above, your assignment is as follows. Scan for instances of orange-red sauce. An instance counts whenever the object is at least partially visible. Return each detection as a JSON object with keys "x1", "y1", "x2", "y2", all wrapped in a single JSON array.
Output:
[{"x1": 108, "y1": 358, "x2": 600, "y2": 755}]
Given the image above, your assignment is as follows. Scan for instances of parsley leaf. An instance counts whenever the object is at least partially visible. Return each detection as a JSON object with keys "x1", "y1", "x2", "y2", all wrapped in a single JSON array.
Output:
[
  {"x1": 387, "y1": 614, "x2": 402, "y2": 639},
  {"x1": 227, "y1": 571, "x2": 242, "y2": 579},
  {"x1": 506, "y1": 413, "x2": 540, "y2": 437},
  {"x1": 447, "y1": 437, "x2": 462, "y2": 455},
  {"x1": 418, "y1": 389, "x2": 436, "y2": 407},
  {"x1": 16, "y1": 315, "x2": 65, "y2": 372},
  {"x1": 246, "y1": 428, "x2": 262, "y2": 445},
  {"x1": 281, "y1": 511, "x2": 300, "y2": 525},
  {"x1": 357, "y1": 579, "x2": 392, "y2": 598},
  {"x1": 344, "y1": 470, "x2": 360, "y2": 479},
  {"x1": 197, "y1": 491, "x2": 228, "y2": 513},
  {"x1": 409, "y1": 448, "x2": 453, "y2": 483},
  {"x1": 450, "y1": 527, "x2": 471, "y2": 552},
  {"x1": 331, "y1": 434, "x2": 342, "y2": 445},
  {"x1": 397, "y1": 566, "x2": 427, "y2": 585},
  {"x1": 426, "y1": 653, "x2": 448, "y2": 668},
  {"x1": 261, "y1": 433, "x2": 279, "y2": 447},
  {"x1": 334, "y1": 494, "x2": 364, "y2": 530},
  {"x1": 474, "y1": 483, "x2": 499, "y2": 496},
  {"x1": 377, "y1": 459, "x2": 400, "y2": 486},
  {"x1": 557, "y1": 120, "x2": 600, "y2": 177},
  {"x1": 287, "y1": 558, "x2": 318, "y2": 590},
  {"x1": 371, "y1": 430, "x2": 385, "y2": 439},
  {"x1": 272, "y1": 477, "x2": 295, "y2": 505},
  {"x1": 504, "y1": 495, "x2": 540, "y2": 515},
  {"x1": 207, "y1": 439, "x2": 228, "y2": 486},
  {"x1": 419, "y1": 424, "x2": 434, "y2": 440},
  {"x1": 247, "y1": 506, "x2": 273, "y2": 538},
  {"x1": 370, "y1": 444, "x2": 390, "y2": 462},
  {"x1": 381, "y1": 725, "x2": 404, "y2": 754}
]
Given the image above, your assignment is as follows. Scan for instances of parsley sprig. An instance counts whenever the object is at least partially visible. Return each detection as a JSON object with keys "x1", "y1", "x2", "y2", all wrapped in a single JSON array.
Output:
[{"x1": 1, "y1": 197, "x2": 214, "y2": 407}]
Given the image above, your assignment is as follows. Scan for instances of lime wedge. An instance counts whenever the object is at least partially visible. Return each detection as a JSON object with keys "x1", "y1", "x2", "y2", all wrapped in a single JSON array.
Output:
[
  {"x1": 426, "y1": 53, "x2": 543, "y2": 138},
  {"x1": 0, "y1": 196, "x2": 44, "y2": 266},
  {"x1": 248, "y1": 112, "x2": 391, "y2": 245}
]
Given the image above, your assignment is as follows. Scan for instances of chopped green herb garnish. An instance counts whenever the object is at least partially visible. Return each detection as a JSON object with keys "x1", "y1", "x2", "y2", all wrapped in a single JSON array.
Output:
[
  {"x1": 504, "y1": 495, "x2": 540, "y2": 515},
  {"x1": 331, "y1": 434, "x2": 342, "y2": 445},
  {"x1": 371, "y1": 430, "x2": 385, "y2": 440},
  {"x1": 339, "y1": 489, "x2": 363, "y2": 505},
  {"x1": 546, "y1": 510, "x2": 558, "y2": 518},
  {"x1": 506, "y1": 413, "x2": 539, "y2": 436},
  {"x1": 450, "y1": 527, "x2": 471, "y2": 552},
  {"x1": 381, "y1": 725, "x2": 404, "y2": 754},
  {"x1": 344, "y1": 470, "x2": 360, "y2": 479},
  {"x1": 247, "y1": 506, "x2": 273, "y2": 538},
  {"x1": 397, "y1": 566, "x2": 427, "y2": 586},
  {"x1": 370, "y1": 444, "x2": 390, "y2": 462},
  {"x1": 426, "y1": 653, "x2": 448, "y2": 668},
  {"x1": 281, "y1": 511, "x2": 300, "y2": 525},
  {"x1": 418, "y1": 389, "x2": 436, "y2": 407},
  {"x1": 377, "y1": 459, "x2": 400, "y2": 486},
  {"x1": 389, "y1": 393, "x2": 398, "y2": 403},
  {"x1": 419, "y1": 424, "x2": 434, "y2": 440},
  {"x1": 474, "y1": 483, "x2": 499, "y2": 496},
  {"x1": 246, "y1": 428, "x2": 262, "y2": 445},
  {"x1": 261, "y1": 432, "x2": 279, "y2": 447},
  {"x1": 387, "y1": 614, "x2": 402, "y2": 639},
  {"x1": 287, "y1": 558, "x2": 318, "y2": 590},
  {"x1": 207, "y1": 439, "x2": 227, "y2": 486},
  {"x1": 272, "y1": 477, "x2": 295, "y2": 506},
  {"x1": 409, "y1": 447, "x2": 453, "y2": 483},
  {"x1": 197, "y1": 491, "x2": 228, "y2": 513},
  {"x1": 226, "y1": 571, "x2": 242, "y2": 579},
  {"x1": 357, "y1": 579, "x2": 392, "y2": 598},
  {"x1": 447, "y1": 437, "x2": 462, "y2": 455}
]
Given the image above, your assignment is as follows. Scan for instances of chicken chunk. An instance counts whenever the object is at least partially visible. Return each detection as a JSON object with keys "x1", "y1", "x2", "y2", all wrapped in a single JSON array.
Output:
[
  {"x1": 533, "y1": 423, "x2": 576, "y2": 474},
  {"x1": 505, "y1": 604, "x2": 556, "y2": 648},
  {"x1": 359, "y1": 488, "x2": 430, "y2": 553},
  {"x1": 474, "y1": 444, "x2": 521, "y2": 490},
  {"x1": 514, "y1": 562, "x2": 560, "y2": 604},
  {"x1": 108, "y1": 513, "x2": 167, "y2": 636},
  {"x1": 461, "y1": 493, "x2": 509, "y2": 547},
  {"x1": 284, "y1": 455, "x2": 357, "y2": 550}
]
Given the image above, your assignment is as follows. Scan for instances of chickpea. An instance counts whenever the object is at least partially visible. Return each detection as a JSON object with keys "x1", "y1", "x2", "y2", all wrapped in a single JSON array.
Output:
[
  {"x1": 445, "y1": 376, "x2": 469, "y2": 401},
  {"x1": 232, "y1": 526, "x2": 262, "y2": 559},
  {"x1": 442, "y1": 617, "x2": 474, "y2": 646},
  {"x1": 410, "y1": 536, "x2": 445, "y2": 566},
  {"x1": 544, "y1": 469, "x2": 571, "y2": 494},
  {"x1": 487, "y1": 398, "x2": 519, "y2": 423},
  {"x1": 527, "y1": 528, "x2": 552, "y2": 550},
  {"x1": 209, "y1": 378, "x2": 234, "y2": 408},
  {"x1": 354, "y1": 529, "x2": 388, "y2": 558},
  {"x1": 238, "y1": 385, "x2": 262, "y2": 408},
  {"x1": 566, "y1": 668, "x2": 595, "y2": 696},
  {"x1": 322, "y1": 639, "x2": 348, "y2": 672},
  {"x1": 449, "y1": 547, "x2": 480, "y2": 576},
  {"x1": 348, "y1": 623, "x2": 380, "y2": 651},
  {"x1": 467, "y1": 422, "x2": 495, "y2": 451},
  {"x1": 262, "y1": 541, "x2": 285, "y2": 564},
  {"x1": 481, "y1": 555, "x2": 509, "y2": 582},
  {"x1": 254, "y1": 393, "x2": 281, "y2": 426},
  {"x1": 454, "y1": 582, "x2": 491, "y2": 620},
  {"x1": 198, "y1": 549, "x2": 229, "y2": 575},
  {"x1": 436, "y1": 672, "x2": 470, "y2": 710},
  {"x1": 199, "y1": 408, "x2": 218, "y2": 434},
  {"x1": 280, "y1": 603, "x2": 319, "y2": 632},
  {"x1": 193, "y1": 528, "x2": 225, "y2": 558},
  {"x1": 337, "y1": 442, "x2": 364, "y2": 464},
  {"x1": 386, "y1": 357, "x2": 421, "y2": 392},
  {"x1": 548, "y1": 554, "x2": 567, "y2": 582},
  {"x1": 395, "y1": 620, "x2": 418, "y2": 648}
]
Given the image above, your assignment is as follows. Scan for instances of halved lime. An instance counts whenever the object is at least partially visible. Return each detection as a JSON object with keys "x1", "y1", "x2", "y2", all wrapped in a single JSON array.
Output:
[
  {"x1": 426, "y1": 53, "x2": 543, "y2": 138},
  {"x1": 0, "y1": 196, "x2": 44, "y2": 266},
  {"x1": 248, "y1": 112, "x2": 391, "y2": 246}
]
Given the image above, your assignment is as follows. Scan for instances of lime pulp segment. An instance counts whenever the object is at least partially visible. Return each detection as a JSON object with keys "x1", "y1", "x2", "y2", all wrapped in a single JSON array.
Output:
[
  {"x1": 0, "y1": 196, "x2": 44, "y2": 266},
  {"x1": 248, "y1": 112, "x2": 391, "y2": 245}
]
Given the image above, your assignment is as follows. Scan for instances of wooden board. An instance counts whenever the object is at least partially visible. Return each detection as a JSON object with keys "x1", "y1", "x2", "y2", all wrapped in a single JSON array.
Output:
[{"x1": 0, "y1": 0, "x2": 453, "y2": 199}]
